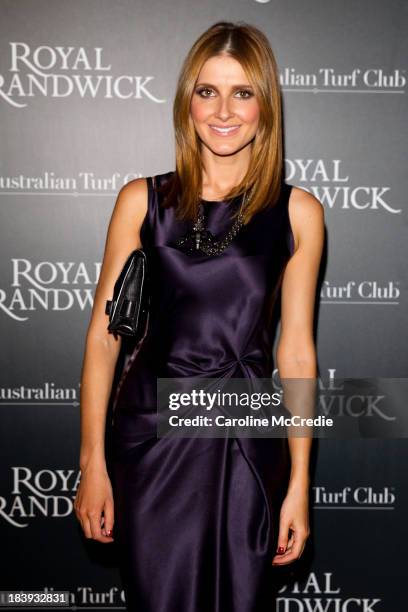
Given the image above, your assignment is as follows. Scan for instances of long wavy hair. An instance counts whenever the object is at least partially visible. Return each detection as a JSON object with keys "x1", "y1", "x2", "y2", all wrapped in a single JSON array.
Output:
[{"x1": 158, "y1": 21, "x2": 284, "y2": 225}]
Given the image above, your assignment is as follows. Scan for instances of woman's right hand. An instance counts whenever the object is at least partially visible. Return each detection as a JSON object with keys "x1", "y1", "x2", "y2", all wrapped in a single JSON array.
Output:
[{"x1": 74, "y1": 459, "x2": 115, "y2": 543}]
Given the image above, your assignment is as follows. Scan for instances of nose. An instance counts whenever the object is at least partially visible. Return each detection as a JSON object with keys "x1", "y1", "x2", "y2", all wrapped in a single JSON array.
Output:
[{"x1": 214, "y1": 95, "x2": 234, "y2": 122}]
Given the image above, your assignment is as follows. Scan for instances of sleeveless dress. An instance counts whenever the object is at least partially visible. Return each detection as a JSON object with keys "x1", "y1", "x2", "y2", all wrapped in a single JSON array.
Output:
[{"x1": 109, "y1": 170, "x2": 295, "y2": 612}]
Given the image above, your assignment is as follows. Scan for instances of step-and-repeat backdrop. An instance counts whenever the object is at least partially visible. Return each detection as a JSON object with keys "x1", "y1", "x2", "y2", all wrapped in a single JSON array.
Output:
[{"x1": 1, "y1": 0, "x2": 407, "y2": 609}]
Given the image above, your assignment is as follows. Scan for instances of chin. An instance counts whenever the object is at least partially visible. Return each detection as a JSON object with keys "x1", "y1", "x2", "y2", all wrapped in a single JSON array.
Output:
[{"x1": 208, "y1": 142, "x2": 253, "y2": 156}]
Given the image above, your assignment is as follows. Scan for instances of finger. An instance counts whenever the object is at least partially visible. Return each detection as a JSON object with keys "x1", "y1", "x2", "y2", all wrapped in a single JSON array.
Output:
[
  {"x1": 102, "y1": 499, "x2": 115, "y2": 539},
  {"x1": 89, "y1": 511, "x2": 115, "y2": 543},
  {"x1": 272, "y1": 539, "x2": 294, "y2": 564},
  {"x1": 272, "y1": 532, "x2": 307, "y2": 565},
  {"x1": 286, "y1": 529, "x2": 295, "y2": 549},
  {"x1": 88, "y1": 512, "x2": 105, "y2": 542},
  {"x1": 73, "y1": 496, "x2": 82, "y2": 521},
  {"x1": 275, "y1": 522, "x2": 290, "y2": 555},
  {"x1": 272, "y1": 551, "x2": 297, "y2": 565},
  {"x1": 272, "y1": 543, "x2": 297, "y2": 565},
  {"x1": 80, "y1": 514, "x2": 93, "y2": 539}
]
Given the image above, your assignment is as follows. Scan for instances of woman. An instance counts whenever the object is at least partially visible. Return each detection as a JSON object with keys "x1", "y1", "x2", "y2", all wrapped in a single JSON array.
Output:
[{"x1": 74, "y1": 21, "x2": 324, "y2": 612}]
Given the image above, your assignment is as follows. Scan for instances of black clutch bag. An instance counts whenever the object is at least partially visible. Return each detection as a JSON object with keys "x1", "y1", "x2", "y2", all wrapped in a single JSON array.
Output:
[{"x1": 105, "y1": 248, "x2": 150, "y2": 341}]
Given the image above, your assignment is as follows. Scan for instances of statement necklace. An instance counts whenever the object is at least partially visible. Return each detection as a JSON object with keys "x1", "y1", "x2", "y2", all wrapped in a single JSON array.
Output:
[{"x1": 175, "y1": 190, "x2": 249, "y2": 256}]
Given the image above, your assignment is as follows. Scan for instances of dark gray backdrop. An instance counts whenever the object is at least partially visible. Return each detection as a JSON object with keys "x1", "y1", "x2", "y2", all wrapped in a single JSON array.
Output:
[{"x1": 1, "y1": 0, "x2": 407, "y2": 609}]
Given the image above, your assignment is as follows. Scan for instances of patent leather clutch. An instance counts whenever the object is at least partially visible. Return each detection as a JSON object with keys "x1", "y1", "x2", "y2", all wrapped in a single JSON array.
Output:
[{"x1": 105, "y1": 248, "x2": 150, "y2": 340}]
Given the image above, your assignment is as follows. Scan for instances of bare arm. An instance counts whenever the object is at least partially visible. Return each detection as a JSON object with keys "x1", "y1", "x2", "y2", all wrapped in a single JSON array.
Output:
[
  {"x1": 272, "y1": 186, "x2": 324, "y2": 565},
  {"x1": 74, "y1": 176, "x2": 148, "y2": 542}
]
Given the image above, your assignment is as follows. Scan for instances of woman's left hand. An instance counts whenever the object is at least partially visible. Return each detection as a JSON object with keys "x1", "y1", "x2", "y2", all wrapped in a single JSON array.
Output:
[{"x1": 271, "y1": 483, "x2": 310, "y2": 565}]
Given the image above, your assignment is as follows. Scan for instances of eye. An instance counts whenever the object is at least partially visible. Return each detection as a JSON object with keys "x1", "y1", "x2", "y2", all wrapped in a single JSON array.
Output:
[
  {"x1": 235, "y1": 89, "x2": 253, "y2": 99},
  {"x1": 194, "y1": 87, "x2": 254, "y2": 99},
  {"x1": 195, "y1": 87, "x2": 214, "y2": 98}
]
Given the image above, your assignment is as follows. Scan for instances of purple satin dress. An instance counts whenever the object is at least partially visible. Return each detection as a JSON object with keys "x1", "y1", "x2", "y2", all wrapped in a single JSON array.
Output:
[{"x1": 109, "y1": 171, "x2": 294, "y2": 612}]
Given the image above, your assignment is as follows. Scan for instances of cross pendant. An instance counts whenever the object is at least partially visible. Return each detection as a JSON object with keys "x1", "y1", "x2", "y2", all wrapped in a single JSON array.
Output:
[{"x1": 195, "y1": 230, "x2": 201, "y2": 250}]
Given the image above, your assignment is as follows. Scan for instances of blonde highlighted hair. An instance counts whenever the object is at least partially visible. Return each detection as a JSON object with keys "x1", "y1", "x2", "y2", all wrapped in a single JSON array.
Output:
[{"x1": 159, "y1": 21, "x2": 284, "y2": 225}]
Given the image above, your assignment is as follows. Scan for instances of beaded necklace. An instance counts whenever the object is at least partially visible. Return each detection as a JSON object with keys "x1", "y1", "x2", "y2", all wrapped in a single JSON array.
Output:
[{"x1": 175, "y1": 190, "x2": 249, "y2": 256}]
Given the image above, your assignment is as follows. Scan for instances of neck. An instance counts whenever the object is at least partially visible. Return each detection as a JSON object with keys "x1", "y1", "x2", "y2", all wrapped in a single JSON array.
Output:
[{"x1": 200, "y1": 144, "x2": 252, "y2": 199}]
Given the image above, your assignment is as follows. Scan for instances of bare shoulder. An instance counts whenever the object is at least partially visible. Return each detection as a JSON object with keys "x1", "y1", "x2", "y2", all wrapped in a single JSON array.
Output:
[
  {"x1": 289, "y1": 185, "x2": 324, "y2": 220},
  {"x1": 287, "y1": 185, "x2": 325, "y2": 251},
  {"x1": 116, "y1": 176, "x2": 148, "y2": 215},
  {"x1": 119, "y1": 175, "x2": 148, "y2": 198},
  {"x1": 106, "y1": 176, "x2": 149, "y2": 238}
]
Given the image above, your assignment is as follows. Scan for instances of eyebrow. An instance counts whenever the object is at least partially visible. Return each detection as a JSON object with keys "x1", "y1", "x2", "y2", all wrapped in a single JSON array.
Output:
[{"x1": 195, "y1": 82, "x2": 254, "y2": 90}]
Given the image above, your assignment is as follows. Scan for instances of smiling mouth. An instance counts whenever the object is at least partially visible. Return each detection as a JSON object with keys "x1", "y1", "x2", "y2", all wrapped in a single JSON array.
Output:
[{"x1": 208, "y1": 125, "x2": 241, "y2": 136}]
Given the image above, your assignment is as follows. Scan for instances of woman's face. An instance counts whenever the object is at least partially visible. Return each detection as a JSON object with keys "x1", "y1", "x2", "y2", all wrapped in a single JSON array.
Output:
[{"x1": 190, "y1": 55, "x2": 260, "y2": 157}]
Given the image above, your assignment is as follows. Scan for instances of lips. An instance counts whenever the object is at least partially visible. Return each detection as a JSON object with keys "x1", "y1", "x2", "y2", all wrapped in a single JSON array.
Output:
[{"x1": 208, "y1": 124, "x2": 241, "y2": 136}]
